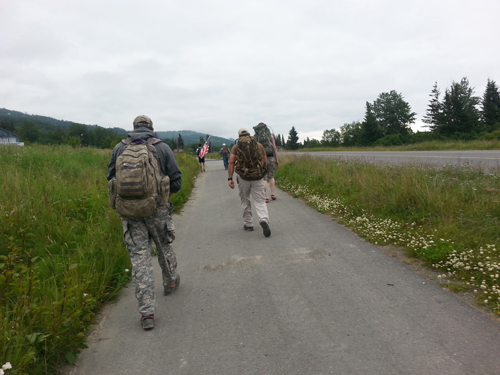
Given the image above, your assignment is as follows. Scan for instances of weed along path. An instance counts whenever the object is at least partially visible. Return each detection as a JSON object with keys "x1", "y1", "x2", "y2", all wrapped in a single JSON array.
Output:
[{"x1": 67, "y1": 159, "x2": 500, "y2": 375}]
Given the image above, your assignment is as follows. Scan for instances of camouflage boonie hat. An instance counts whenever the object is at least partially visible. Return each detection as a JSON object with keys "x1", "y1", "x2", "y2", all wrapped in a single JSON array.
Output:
[{"x1": 133, "y1": 115, "x2": 153, "y2": 129}]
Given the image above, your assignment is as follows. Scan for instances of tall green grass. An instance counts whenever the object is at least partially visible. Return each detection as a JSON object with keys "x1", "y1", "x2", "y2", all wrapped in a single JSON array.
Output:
[
  {"x1": 169, "y1": 152, "x2": 200, "y2": 212},
  {"x1": 0, "y1": 145, "x2": 198, "y2": 375},
  {"x1": 276, "y1": 155, "x2": 500, "y2": 314}
]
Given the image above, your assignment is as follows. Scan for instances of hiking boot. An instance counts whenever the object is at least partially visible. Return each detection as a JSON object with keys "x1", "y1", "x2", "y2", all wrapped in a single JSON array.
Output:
[
  {"x1": 164, "y1": 274, "x2": 180, "y2": 296},
  {"x1": 260, "y1": 221, "x2": 271, "y2": 237},
  {"x1": 243, "y1": 225, "x2": 254, "y2": 231},
  {"x1": 141, "y1": 315, "x2": 154, "y2": 330}
]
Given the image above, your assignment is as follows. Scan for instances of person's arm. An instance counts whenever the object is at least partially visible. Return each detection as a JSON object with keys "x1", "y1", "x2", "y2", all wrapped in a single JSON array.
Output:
[
  {"x1": 106, "y1": 143, "x2": 123, "y2": 180},
  {"x1": 157, "y1": 144, "x2": 182, "y2": 194},
  {"x1": 228, "y1": 146, "x2": 237, "y2": 189},
  {"x1": 227, "y1": 144, "x2": 238, "y2": 189},
  {"x1": 272, "y1": 135, "x2": 279, "y2": 166}
]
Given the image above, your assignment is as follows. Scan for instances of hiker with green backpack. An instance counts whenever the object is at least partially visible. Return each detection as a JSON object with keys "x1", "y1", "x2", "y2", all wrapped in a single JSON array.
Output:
[
  {"x1": 227, "y1": 127, "x2": 271, "y2": 237},
  {"x1": 253, "y1": 122, "x2": 279, "y2": 203},
  {"x1": 107, "y1": 115, "x2": 182, "y2": 330}
]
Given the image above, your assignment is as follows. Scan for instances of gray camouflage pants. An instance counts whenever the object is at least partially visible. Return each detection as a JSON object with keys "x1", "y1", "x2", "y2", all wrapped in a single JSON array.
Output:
[{"x1": 120, "y1": 202, "x2": 178, "y2": 317}]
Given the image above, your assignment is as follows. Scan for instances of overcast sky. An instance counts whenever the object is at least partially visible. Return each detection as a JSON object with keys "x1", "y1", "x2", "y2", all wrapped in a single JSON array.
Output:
[{"x1": 1, "y1": 0, "x2": 499, "y2": 141}]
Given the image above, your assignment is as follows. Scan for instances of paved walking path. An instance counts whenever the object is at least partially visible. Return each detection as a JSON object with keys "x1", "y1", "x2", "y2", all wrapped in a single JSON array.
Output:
[{"x1": 67, "y1": 158, "x2": 500, "y2": 375}]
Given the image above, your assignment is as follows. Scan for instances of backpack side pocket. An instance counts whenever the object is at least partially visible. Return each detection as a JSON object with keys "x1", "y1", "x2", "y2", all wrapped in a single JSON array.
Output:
[{"x1": 158, "y1": 175, "x2": 170, "y2": 206}]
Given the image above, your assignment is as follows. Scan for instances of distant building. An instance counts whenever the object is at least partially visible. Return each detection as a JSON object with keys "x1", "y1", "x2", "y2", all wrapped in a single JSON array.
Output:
[{"x1": 0, "y1": 128, "x2": 24, "y2": 146}]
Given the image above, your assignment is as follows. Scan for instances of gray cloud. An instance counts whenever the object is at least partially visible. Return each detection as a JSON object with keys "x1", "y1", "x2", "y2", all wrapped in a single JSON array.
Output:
[{"x1": 1, "y1": 0, "x2": 499, "y2": 141}]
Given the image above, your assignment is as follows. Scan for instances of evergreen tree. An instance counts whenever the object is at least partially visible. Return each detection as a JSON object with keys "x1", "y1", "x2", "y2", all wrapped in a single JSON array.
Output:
[
  {"x1": 361, "y1": 102, "x2": 382, "y2": 145},
  {"x1": 438, "y1": 78, "x2": 480, "y2": 135},
  {"x1": 372, "y1": 91, "x2": 416, "y2": 136},
  {"x1": 287, "y1": 126, "x2": 299, "y2": 150},
  {"x1": 275, "y1": 133, "x2": 281, "y2": 147},
  {"x1": 481, "y1": 78, "x2": 500, "y2": 132},
  {"x1": 177, "y1": 133, "x2": 184, "y2": 148},
  {"x1": 422, "y1": 82, "x2": 443, "y2": 131}
]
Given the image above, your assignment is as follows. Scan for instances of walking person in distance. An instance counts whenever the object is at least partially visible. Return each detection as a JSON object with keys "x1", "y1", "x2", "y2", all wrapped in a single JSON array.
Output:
[
  {"x1": 196, "y1": 144, "x2": 206, "y2": 172},
  {"x1": 253, "y1": 122, "x2": 279, "y2": 203},
  {"x1": 227, "y1": 128, "x2": 271, "y2": 237},
  {"x1": 220, "y1": 143, "x2": 230, "y2": 170}
]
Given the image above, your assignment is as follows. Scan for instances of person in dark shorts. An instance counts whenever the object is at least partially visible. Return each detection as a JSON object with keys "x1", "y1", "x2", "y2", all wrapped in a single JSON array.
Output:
[{"x1": 196, "y1": 144, "x2": 206, "y2": 172}]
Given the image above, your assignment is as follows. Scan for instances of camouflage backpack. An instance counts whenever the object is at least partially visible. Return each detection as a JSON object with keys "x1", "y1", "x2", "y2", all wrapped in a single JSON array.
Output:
[
  {"x1": 253, "y1": 122, "x2": 274, "y2": 156},
  {"x1": 108, "y1": 137, "x2": 169, "y2": 219},
  {"x1": 235, "y1": 135, "x2": 268, "y2": 180}
]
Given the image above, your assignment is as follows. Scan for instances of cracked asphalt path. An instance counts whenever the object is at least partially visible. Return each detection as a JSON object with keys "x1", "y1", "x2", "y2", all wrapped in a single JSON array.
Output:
[{"x1": 67, "y1": 158, "x2": 500, "y2": 375}]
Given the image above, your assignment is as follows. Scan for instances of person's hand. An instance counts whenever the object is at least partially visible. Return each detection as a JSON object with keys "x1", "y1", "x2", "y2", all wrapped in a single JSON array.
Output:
[
  {"x1": 275, "y1": 161, "x2": 279, "y2": 166},
  {"x1": 229, "y1": 180, "x2": 235, "y2": 189}
]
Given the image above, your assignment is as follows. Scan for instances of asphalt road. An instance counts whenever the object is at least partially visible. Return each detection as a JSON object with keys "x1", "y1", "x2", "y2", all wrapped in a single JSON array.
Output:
[
  {"x1": 286, "y1": 150, "x2": 500, "y2": 172},
  {"x1": 67, "y1": 158, "x2": 500, "y2": 375}
]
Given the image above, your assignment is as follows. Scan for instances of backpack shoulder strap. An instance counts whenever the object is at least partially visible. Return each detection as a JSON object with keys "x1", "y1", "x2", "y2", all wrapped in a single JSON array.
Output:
[{"x1": 147, "y1": 137, "x2": 162, "y2": 145}]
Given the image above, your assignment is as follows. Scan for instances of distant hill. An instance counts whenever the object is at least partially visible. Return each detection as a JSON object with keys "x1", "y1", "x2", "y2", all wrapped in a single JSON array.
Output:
[
  {"x1": 0, "y1": 108, "x2": 76, "y2": 129},
  {"x1": 0, "y1": 108, "x2": 234, "y2": 145},
  {"x1": 0, "y1": 108, "x2": 128, "y2": 135},
  {"x1": 156, "y1": 130, "x2": 234, "y2": 147}
]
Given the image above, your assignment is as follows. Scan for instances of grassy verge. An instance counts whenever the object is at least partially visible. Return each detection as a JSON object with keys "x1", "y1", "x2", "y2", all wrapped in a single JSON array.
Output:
[
  {"x1": 275, "y1": 155, "x2": 500, "y2": 315},
  {"x1": 0, "y1": 145, "x2": 198, "y2": 375},
  {"x1": 169, "y1": 152, "x2": 200, "y2": 213}
]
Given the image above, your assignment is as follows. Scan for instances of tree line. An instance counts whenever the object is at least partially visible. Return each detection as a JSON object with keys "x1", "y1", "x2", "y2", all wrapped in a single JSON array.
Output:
[
  {"x1": 0, "y1": 119, "x2": 126, "y2": 149},
  {"x1": 276, "y1": 77, "x2": 500, "y2": 149},
  {"x1": 0, "y1": 117, "x2": 220, "y2": 153},
  {"x1": 3, "y1": 77, "x2": 499, "y2": 150}
]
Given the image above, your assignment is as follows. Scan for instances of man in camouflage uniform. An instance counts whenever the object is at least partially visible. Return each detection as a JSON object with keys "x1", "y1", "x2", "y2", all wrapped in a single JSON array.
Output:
[{"x1": 107, "y1": 115, "x2": 182, "y2": 330}]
